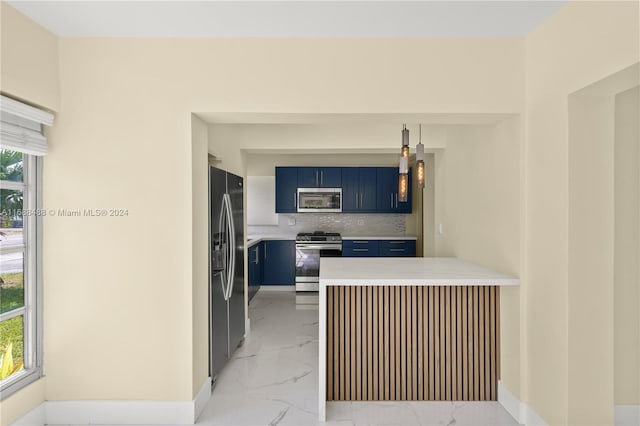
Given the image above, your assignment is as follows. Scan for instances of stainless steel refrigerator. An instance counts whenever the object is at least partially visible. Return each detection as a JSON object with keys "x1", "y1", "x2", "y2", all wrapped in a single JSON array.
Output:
[{"x1": 209, "y1": 166, "x2": 245, "y2": 386}]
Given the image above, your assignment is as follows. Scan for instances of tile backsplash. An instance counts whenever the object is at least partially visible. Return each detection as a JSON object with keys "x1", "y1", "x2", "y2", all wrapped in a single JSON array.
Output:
[{"x1": 248, "y1": 213, "x2": 406, "y2": 237}]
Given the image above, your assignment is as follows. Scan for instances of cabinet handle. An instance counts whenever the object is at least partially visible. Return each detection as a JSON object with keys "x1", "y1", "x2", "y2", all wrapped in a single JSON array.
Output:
[
  {"x1": 390, "y1": 193, "x2": 393, "y2": 208},
  {"x1": 293, "y1": 192, "x2": 297, "y2": 208},
  {"x1": 264, "y1": 244, "x2": 267, "y2": 260},
  {"x1": 352, "y1": 240, "x2": 369, "y2": 244},
  {"x1": 360, "y1": 193, "x2": 363, "y2": 208},
  {"x1": 395, "y1": 193, "x2": 398, "y2": 208},
  {"x1": 355, "y1": 193, "x2": 358, "y2": 208},
  {"x1": 316, "y1": 170, "x2": 319, "y2": 186},
  {"x1": 255, "y1": 246, "x2": 260, "y2": 264},
  {"x1": 389, "y1": 248, "x2": 405, "y2": 252},
  {"x1": 389, "y1": 241, "x2": 405, "y2": 244},
  {"x1": 353, "y1": 248, "x2": 369, "y2": 252},
  {"x1": 321, "y1": 171, "x2": 324, "y2": 186}
]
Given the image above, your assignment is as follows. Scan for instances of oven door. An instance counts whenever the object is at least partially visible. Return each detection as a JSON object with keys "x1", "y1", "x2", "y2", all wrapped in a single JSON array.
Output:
[{"x1": 295, "y1": 243, "x2": 342, "y2": 291}]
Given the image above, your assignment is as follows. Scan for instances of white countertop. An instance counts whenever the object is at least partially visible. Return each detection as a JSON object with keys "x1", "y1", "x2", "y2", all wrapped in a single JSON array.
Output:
[
  {"x1": 342, "y1": 236, "x2": 417, "y2": 240},
  {"x1": 247, "y1": 235, "x2": 417, "y2": 247},
  {"x1": 319, "y1": 257, "x2": 520, "y2": 286},
  {"x1": 246, "y1": 235, "x2": 295, "y2": 247}
]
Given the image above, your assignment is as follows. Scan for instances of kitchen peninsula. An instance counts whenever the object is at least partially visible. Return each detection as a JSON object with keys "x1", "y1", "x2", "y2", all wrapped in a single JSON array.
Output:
[{"x1": 318, "y1": 257, "x2": 520, "y2": 420}]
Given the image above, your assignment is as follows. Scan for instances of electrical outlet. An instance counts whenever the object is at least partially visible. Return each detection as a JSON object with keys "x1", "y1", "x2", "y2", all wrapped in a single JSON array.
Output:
[{"x1": 288, "y1": 217, "x2": 296, "y2": 226}]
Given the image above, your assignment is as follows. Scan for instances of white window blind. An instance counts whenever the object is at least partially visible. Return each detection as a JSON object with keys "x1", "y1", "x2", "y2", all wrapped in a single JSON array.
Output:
[{"x1": 0, "y1": 96, "x2": 54, "y2": 156}]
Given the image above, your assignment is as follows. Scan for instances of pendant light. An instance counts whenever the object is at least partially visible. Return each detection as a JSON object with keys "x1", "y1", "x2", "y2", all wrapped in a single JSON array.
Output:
[
  {"x1": 398, "y1": 124, "x2": 409, "y2": 203},
  {"x1": 401, "y1": 124, "x2": 410, "y2": 158},
  {"x1": 416, "y1": 124, "x2": 425, "y2": 189}
]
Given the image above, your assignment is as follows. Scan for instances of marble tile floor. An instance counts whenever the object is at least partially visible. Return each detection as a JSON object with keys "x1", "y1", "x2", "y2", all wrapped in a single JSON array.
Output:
[{"x1": 197, "y1": 291, "x2": 519, "y2": 426}]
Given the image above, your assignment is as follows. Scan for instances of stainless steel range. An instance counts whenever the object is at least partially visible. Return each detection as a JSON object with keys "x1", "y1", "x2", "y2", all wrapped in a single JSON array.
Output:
[{"x1": 295, "y1": 231, "x2": 342, "y2": 292}]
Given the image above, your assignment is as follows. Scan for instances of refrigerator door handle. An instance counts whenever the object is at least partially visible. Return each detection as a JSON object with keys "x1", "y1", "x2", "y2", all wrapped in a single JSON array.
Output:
[
  {"x1": 227, "y1": 194, "x2": 236, "y2": 301},
  {"x1": 223, "y1": 194, "x2": 236, "y2": 301},
  {"x1": 218, "y1": 199, "x2": 229, "y2": 291}
]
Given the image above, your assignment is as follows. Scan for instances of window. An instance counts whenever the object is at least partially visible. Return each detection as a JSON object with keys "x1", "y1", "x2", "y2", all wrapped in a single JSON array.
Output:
[{"x1": 0, "y1": 96, "x2": 52, "y2": 398}]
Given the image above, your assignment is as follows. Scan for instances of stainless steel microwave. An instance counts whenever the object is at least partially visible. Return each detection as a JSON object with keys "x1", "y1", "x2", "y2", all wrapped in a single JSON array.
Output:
[{"x1": 297, "y1": 188, "x2": 342, "y2": 213}]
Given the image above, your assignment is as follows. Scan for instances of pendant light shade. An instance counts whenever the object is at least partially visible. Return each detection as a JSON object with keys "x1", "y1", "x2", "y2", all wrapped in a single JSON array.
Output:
[
  {"x1": 398, "y1": 124, "x2": 409, "y2": 202},
  {"x1": 401, "y1": 124, "x2": 410, "y2": 158},
  {"x1": 416, "y1": 124, "x2": 425, "y2": 189},
  {"x1": 398, "y1": 173, "x2": 409, "y2": 203}
]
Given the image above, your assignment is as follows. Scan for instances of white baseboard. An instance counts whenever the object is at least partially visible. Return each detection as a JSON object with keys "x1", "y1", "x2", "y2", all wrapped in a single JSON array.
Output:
[
  {"x1": 11, "y1": 402, "x2": 46, "y2": 426},
  {"x1": 259, "y1": 285, "x2": 295, "y2": 291},
  {"x1": 194, "y1": 377, "x2": 212, "y2": 422},
  {"x1": 11, "y1": 377, "x2": 213, "y2": 426},
  {"x1": 46, "y1": 400, "x2": 194, "y2": 425},
  {"x1": 616, "y1": 405, "x2": 640, "y2": 426},
  {"x1": 498, "y1": 380, "x2": 522, "y2": 423},
  {"x1": 521, "y1": 402, "x2": 548, "y2": 426},
  {"x1": 498, "y1": 380, "x2": 548, "y2": 426}
]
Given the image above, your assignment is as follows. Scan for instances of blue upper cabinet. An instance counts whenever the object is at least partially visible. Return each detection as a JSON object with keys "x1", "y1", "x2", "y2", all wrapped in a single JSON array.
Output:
[
  {"x1": 342, "y1": 167, "x2": 377, "y2": 213},
  {"x1": 275, "y1": 167, "x2": 298, "y2": 213},
  {"x1": 297, "y1": 167, "x2": 341, "y2": 188},
  {"x1": 275, "y1": 166, "x2": 411, "y2": 214},
  {"x1": 341, "y1": 168, "x2": 358, "y2": 211},
  {"x1": 376, "y1": 167, "x2": 412, "y2": 214}
]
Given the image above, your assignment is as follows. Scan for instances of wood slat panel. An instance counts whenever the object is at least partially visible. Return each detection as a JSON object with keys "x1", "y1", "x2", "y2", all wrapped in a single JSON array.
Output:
[
  {"x1": 382, "y1": 287, "x2": 396, "y2": 401},
  {"x1": 433, "y1": 287, "x2": 439, "y2": 400},
  {"x1": 366, "y1": 287, "x2": 372, "y2": 400},
  {"x1": 334, "y1": 287, "x2": 348, "y2": 401},
  {"x1": 417, "y1": 287, "x2": 424, "y2": 400},
  {"x1": 439, "y1": 287, "x2": 446, "y2": 400},
  {"x1": 479, "y1": 287, "x2": 485, "y2": 401},
  {"x1": 445, "y1": 287, "x2": 452, "y2": 400},
  {"x1": 489, "y1": 288, "x2": 498, "y2": 401},
  {"x1": 496, "y1": 286, "x2": 501, "y2": 380},
  {"x1": 327, "y1": 286, "x2": 499, "y2": 402},
  {"x1": 351, "y1": 286, "x2": 356, "y2": 399},
  {"x1": 484, "y1": 287, "x2": 490, "y2": 400},
  {"x1": 412, "y1": 286, "x2": 418, "y2": 400},
  {"x1": 328, "y1": 286, "x2": 334, "y2": 401},
  {"x1": 473, "y1": 287, "x2": 479, "y2": 400},
  {"x1": 401, "y1": 286, "x2": 407, "y2": 400},
  {"x1": 345, "y1": 286, "x2": 351, "y2": 399},
  {"x1": 451, "y1": 286, "x2": 457, "y2": 400},
  {"x1": 429, "y1": 287, "x2": 435, "y2": 400},
  {"x1": 456, "y1": 286, "x2": 463, "y2": 400},
  {"x1": 462, "y1": 286, "x2": 468, "y2": 401}
]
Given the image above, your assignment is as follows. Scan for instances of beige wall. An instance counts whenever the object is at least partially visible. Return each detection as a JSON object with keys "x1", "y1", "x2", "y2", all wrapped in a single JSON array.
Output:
[
  {"x1": 191, "y1": 115, "x2": 210, "y2": 397},
  {"x1": 40, "y1": 36, "x2": 523, "y2": 405},
  {"x1": 423, "y1": 153, "x2": 436, "y2": 257},
  {"x1": 2, "y1": 2, "x2": 636, "y2": 424},
  {"x1": 0, "y1": 378, "x2": 45, "y2": 425},
  {"x1": 568, "y1": 93, "x2": 616, "y2": 425},
  {"x1": 433, "y1": 118, "x2": 522, "y2": 399},
  {"x1": 0, "y1": 3, "x2": 59, "y2": 424},
  {"x1": 0, "y1": 3, "x2": 59, "y2": 111},
  {"x1": 526, "y1": 1, "x2": 639, "y2": 424},
  {"x1": 208, "y1": 123, "x2": 450, "y2": 177},
  {"x1": 614, "y1": 86, "x2": 640, "y2": 406}
]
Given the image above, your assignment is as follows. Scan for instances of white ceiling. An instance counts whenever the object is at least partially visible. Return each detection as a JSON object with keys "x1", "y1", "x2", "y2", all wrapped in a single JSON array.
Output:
[{"x1": 7, "y1": 1, "x2": 566, "y2": 38}]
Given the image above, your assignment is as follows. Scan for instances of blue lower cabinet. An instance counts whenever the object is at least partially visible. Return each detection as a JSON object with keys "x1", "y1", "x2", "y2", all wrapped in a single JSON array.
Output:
[
  {"x1": 248, "y1": 242, "x2": 262, "y2": 302},
  {"x1": 262, "y1": 240, "x2": 296, "y2": 285},
  {"x1": 378, "y1": 240, "x2": 416, "y2": 257},
  {"x1": 342, "y1": 240, "x2": 379, "y2": 257},
  {"x1": 343, "y1": 239, "x2": 416, "y2": 257}
]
